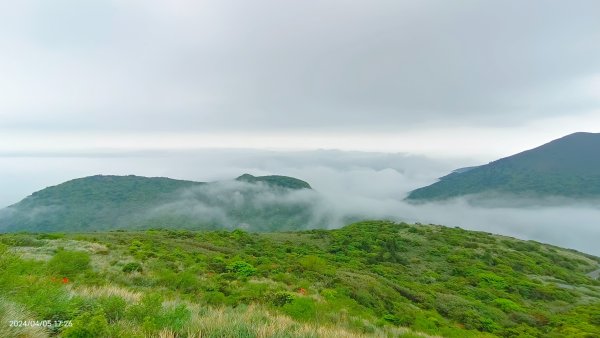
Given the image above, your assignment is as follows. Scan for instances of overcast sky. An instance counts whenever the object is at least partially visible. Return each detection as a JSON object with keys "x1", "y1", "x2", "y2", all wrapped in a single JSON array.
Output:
[
  {"x1": 1, "y1": 0, "x2": 599, "y2": 159},
  {"x1": 2, "y1": 1, "x2": 600, "y2": 255}
]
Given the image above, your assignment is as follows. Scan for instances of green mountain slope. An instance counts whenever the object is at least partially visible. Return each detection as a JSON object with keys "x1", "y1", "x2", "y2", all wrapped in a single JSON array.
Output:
[
  {"x1": 0, "y1": 174, "x2": 318, "y2": 233},
  {"x1": 236, "y1": 173, "x2": 312, "y2": 190},
  {"x1": 407, "y1": 132, "x2": 600, "y2": 201},
  {"x1": 1, "y1": 221, "x2": 599, "y2": 337}
]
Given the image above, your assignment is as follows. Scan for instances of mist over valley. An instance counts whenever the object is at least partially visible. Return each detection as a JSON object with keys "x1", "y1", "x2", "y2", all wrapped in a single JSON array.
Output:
[{"x1": 2, "y1": 145, "x2": 599, "y2": 255}]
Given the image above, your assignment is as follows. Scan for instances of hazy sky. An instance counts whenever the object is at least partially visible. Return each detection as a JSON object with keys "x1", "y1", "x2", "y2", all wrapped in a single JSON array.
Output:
[
  {"x1": 1, "y1": 0, "x2": 599, "y2": 158},
  {"x1": 2, "y1": 2, "x2": 600, "y2": 255}
]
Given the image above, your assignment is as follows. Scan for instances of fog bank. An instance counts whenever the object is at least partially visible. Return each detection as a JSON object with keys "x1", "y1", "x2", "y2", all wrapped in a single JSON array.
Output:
[{"x1": 1, "y1": 150, "x2": 598, "y2": 256}]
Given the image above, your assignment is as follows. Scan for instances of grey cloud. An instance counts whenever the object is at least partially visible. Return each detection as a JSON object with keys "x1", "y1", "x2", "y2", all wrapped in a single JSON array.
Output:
[
  {"x1": 1, "y1": 1, "x2": 599, "y2": 133},
  {"x1": 137, "y1": 179, "x2": 335, "y2": 231},
  {"x1": 141, "y1": 173, "x2": 600, "y2": 256},
  {"x1": 144, "y1": 197, "x2": 233, "y2": 229},
  {"x1": 393, "y1": 199, "x2": 600, "y2": 257}
]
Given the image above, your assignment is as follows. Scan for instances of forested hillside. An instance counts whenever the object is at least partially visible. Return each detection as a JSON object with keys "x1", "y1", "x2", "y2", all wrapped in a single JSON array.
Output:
[
  {"x1": 407, "y1": 132, "x2": 600, "y2": 201},
  {"x1": 0, "y1": 174, "x2": 317, "y2": 233}
]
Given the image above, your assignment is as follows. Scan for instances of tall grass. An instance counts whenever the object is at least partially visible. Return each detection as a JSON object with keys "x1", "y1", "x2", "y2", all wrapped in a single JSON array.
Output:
[
  {"x1": 0, "y1": 298, "x2": 49, "y2": 338},
  {"x1": 182, "y1": 303, "x2": 436, "y2": 338}
]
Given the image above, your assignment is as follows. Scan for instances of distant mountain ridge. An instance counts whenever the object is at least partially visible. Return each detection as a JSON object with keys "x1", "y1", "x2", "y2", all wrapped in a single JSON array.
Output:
[
  {"x1": 407, "y1": 132, "x2": 600, "y2": 201},
  {"x1": 0, "y1": 174, "x2": 318, "y2": 233},
  {"x1": 235, "y1": 173, "x2": 312, "y2": 190}
]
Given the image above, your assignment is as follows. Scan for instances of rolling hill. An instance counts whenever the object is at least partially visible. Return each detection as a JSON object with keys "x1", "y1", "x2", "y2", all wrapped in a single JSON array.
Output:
[
  {"x1": 406, "y1": 132, "x2": 600, "y2": 202},
  {"x1": 0, "y1": 174, "x2": 318, "y2": 233},
  {"x1": 1, "y1": 221, "x2": 599, "y2": 337}
]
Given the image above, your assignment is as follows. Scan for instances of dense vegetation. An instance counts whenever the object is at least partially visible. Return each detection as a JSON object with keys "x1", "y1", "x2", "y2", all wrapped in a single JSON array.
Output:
[
  {"x1": 1, "y1": 221, "x2": 599, "y2": 337},
  {"x1": 407, "y1": 132, "x2": 600, "y2": 201},
  {"x1": 0, "y1": 174, "x2": 319, "y2": 233},
  {"x1": 236, "y1": 174, "x2": 312, "y2": 190}
]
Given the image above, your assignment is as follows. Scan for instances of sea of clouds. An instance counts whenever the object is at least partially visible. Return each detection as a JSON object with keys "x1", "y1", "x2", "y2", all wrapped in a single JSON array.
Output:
[{"x1": 1, "y1": 149, "x2": 599, "y2": 255}]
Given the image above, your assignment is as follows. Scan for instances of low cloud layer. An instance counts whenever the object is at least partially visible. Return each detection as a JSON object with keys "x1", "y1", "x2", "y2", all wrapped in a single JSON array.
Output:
[
  {"x1": 140, "y1": 180, "x2": 331, "y2": 231},
  {"x1": 1, "y1": 149, "x2": 599, "y2": 256}
]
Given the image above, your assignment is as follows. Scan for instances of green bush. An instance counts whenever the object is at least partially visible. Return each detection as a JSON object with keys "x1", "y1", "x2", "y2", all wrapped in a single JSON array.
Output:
[
  {"x1": 62, "y1": 310, "x2": 109, "y2": 338},
  {"x1": 282, "y1": 297, "x2": 316, "y2": 321},
  {"x1": 173, "y1": 271, "x2": 199, "y2": 293},
  {"x1": 204, "y1": 291, "x2": 226, "y2": 305},
  {"x1": 48, "y1": 250, "x2": 91, "y2": 277},
  {"x1": 122, "y1": 262, "x2": 143, "y2": 273},
  {"x1": 320, "y1": 289, "x2": 337, "y2": 300},
  {"x1": 299, "y1": 255, "x2": 331, "y2": 274},
  {"x1": 126, "y1": 293, "x2": 163, "y2": 323},
  {"x1": 227, "y1": 261, "x2": 257, "y2": 278},
  {"x1": 19, "y1": 281, "x2": 74, "y2": 321},
  {"x1": 478, "y1": 272, "x2": 507, "y2": 290},
  {"x1": 237, "y1": 282, "x2": 268, "y2": 303},
  {"x1": 37, "y1": 233, "x2": 65, "y2": 240},
  {"x1": 0, "y1": 235, "x2": 44, "y2": 247},
  {"x1": 493, "y1": 298, "x2": 521, "y2": 312},
  {"x1": 153, "y1": 304, "x2": 191, "y2": 333},
  {"x1": 98, "y1": 296, "x2": 127, "y2": 322},
  {"x1": 270, "y1": 291, "x2": 294, "y2": 307},
  {"x1": 208, "y1": 256, "x2": 228, "y2": 273},
  {"x1": 383, "y1": 314, "x2": 402, "y2": 325}
]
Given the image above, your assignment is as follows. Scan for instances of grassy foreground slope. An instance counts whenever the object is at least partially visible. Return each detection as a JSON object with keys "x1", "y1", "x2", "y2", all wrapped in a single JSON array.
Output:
[{"x1": 1, "y1": 221, "x2": 599, "y2": 337}]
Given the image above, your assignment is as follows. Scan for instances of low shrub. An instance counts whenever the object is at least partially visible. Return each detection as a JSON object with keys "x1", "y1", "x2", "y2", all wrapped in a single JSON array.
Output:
[
  {"x1": 62, "y1": 310, "x2": 109, "y2": 338},
  {"x1": 270, "y1": 291, "x2": 294, "y2": 307},
  {"x1": 282, "y1": 297, "x2": 316, "y2": 321},
  {"x1": 98, "y1": 296, "x2": 127, "y2": 323},
  {"x1": 227, "y1": 261, "x2": 257, "y2": 278},
  {"x1": 48, "y1": 250, "x2": 91, "y2": 277},
  {"x1": 122, "y1": 262, "x2": 143, "y2": 273}
]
